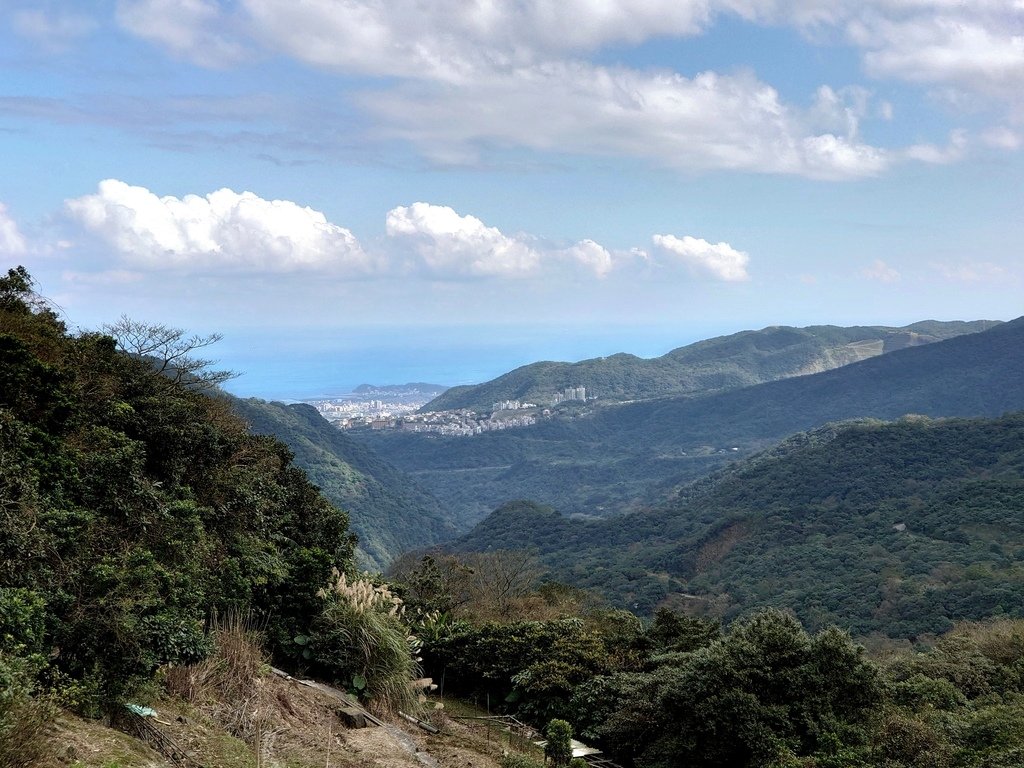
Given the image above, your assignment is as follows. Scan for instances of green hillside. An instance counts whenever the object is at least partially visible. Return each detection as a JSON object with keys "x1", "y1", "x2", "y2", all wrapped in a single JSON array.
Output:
[
  {"x1": 362, "y1": 317, "x2": 1024, "y2": 525},
  {"x1": 231, "y1": 397, "x2": 457, "y2": 570},
  {"x1": 423, "y1": 320, "x2": 998, "y2": 412},
  {"x1": 0, "y1": 267, "x2": 357, "y2": 708},
  {"x1": 450, "y1": 412, "x2": 1024, "y2": 637}
]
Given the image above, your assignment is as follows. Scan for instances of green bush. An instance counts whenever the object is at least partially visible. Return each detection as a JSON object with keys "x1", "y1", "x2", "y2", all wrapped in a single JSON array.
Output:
[
  {"x1": 545, "y1": 718, "x2": 573, "y2": 766},
  {"x1": 499, "y1": 755, "x2": 544, "y2": 768}
]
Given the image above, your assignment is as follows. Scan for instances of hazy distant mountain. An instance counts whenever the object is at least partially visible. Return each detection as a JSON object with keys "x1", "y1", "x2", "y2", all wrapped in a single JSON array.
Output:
[
  {"x1": 353, "y1": 382, "x2": 448, "y2": 396},
  {"x1": 422, "y1": 320, "x2": 999, "y2": 412},
  {"x1": 450, "y1": 411, "x2": 1024, "y2": 637},
  {"x1": 362, "y1": 317, "x2": 1024, "y2": 526},
  {"x1": 231, "y1": 397, "x2": 457, "y2": 570}
]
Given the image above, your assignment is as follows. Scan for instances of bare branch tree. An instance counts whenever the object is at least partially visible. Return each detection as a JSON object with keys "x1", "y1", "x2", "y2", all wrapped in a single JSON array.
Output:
[
  {"x1": 465, "y1": 550, "x2": 544, "y2": 620},
  {"x1": 103, "y1": 315, "x2": 238, "y2": 390}
]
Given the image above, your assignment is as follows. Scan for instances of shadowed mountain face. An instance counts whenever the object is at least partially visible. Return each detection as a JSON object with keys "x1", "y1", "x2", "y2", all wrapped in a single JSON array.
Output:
[
  {"x1": 450, "y1": 411, "x2": 1024, "y2": 637},
  {"x1": 589, "y1": 315, "x2": 1024, "y2": 450},
  {"x1": 422, "y1": 320, "x2": 1000, "y2": 412},
  {"x1": 230, "y1": 397, "x2": 457, "y2": 570},
  {"x1": 362, "y1": 317, "x2": 1024, "y2": 527}
]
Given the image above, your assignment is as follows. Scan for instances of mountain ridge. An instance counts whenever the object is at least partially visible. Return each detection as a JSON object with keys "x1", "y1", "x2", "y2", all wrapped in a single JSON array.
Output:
[
  {"x1": 361, "y1": 316, "x2": 1024, "y2": 525},
  {"x1": 422, "y1": 319, "x2": 1001, "y2": 412}
]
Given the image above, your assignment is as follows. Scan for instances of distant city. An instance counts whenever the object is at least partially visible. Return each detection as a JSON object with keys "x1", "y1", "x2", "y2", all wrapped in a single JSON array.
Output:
[{"x1": 305, "y1": 384, "x2": 591, "y2": 436}]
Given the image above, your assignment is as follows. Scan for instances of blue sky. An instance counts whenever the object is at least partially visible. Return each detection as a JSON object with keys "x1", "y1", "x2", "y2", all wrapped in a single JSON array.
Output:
[{"x1": 1, "y1": 1, "x2": 1022, "y2": 398}]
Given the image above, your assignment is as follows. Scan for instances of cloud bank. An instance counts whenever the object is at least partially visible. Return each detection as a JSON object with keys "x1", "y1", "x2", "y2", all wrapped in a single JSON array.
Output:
[
  {"x1": 65, "y1": 180, "x2": 370, "y2": 273},
  {"x1": 105, "y1": 0, "x2": 1024, "y2": 178},
  {"x1": 61, "y1": 181, "x2": 746, "y2": 283}
]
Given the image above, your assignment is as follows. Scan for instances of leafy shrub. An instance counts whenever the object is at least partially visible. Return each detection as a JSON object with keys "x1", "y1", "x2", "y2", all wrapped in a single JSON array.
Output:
[
  {"x1": 499, "y1": 755, "x2": 543, "y2": 768},
  {"x1": 425, "y1": 617, "x2": 611, "y2": 722},
  {"x1": 893, "y1": 674, "x2": 967, "y2": 711},
  {"x1": 876, "y1": 713, "x2": 952, "y2": 768},
  {"x1": 544, "y1": 718, "x2": 573, "y2": 766}
]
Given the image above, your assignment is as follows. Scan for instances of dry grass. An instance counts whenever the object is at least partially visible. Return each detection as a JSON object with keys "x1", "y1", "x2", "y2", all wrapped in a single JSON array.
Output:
[
  {"x1": 161, "y1": 616, "x2": 286, "y2": 765},
  {"x1": 0, "y1": 694, "x2": 56, "y2": 768}
]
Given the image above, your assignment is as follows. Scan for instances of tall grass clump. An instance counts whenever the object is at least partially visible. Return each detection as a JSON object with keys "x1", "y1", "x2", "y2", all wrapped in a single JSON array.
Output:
[
  {"x1": 0, "y1": 654, "x2": 55, "y2": 768},
  {"x1": 311, "y1": 571, "x2": 421, "y2": 715},
  {"x1": 163, "y1": 614, "x2": 277, "y2": 747}
]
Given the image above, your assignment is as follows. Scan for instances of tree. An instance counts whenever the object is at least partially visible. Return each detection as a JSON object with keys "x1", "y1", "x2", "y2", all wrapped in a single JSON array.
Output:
[
  {"x1": 0, "y1": 266, "x2": 32, "y2": 312},
  {"x1": 0, "y1": 266, "x2": 63, "y2": 329},
  {"x1": 465, "y1": 550, "x2": 544, "y2": 620},
  {"x1": 597, "y1": 610, "x2": 880, "y2": 767},
  {"x1": 102, "y1": 315, "x2": 237, "y2": 389},
  {"x1": 545, "y1": 719, "x2": 573, "y2": 766}
]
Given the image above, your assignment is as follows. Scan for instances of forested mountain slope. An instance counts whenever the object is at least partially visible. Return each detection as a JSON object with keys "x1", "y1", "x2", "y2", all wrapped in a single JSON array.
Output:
[
  {"x1": 451, "y1": 412, "x2": 1024, "y2": 637},
  {"x1": 363, "y1": 317, "x2": 1024, "y2": 525},
  {"x1": 589, "y1": 314, "x2": 1024, "y2": 451},
  {"x1": 424, "y1": 320, "x2": 998, "y2": 412},
  {"x1": 0, "y1": 267, "x2": 356, "y2": 706},
  {"x1": 231, "y1": 397, "x2": 457, "y2": 570}
]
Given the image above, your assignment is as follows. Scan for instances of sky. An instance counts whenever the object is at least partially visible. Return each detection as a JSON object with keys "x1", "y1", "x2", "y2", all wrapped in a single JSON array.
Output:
[{"x1": 1, "y1": 1, "x2": 1022, "y2": 398}]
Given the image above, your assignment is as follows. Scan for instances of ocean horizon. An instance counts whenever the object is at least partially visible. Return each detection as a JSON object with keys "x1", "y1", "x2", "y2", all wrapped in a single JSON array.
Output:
[{"x1": 216, "y1": 323, "x2": 724, "y2": 402}]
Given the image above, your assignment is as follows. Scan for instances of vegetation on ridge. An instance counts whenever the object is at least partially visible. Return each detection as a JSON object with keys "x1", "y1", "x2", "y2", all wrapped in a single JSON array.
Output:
[
  {"x1": 363, "y1": 316, "x2": 1024, "y2": 525},
  {"x1": 7, "y1": 264, "x2": 1024, "y2": 768},
  {"x1": 0, "y1": 268, "x2": 424, "y2": 761},
  {"x1": 423, "y1": 321, "x2": 999, "y2": 412},
  {"x1": 393, "y1": 550, "x2": 1024, "y2": 768},
  {"x1": 449, "y1": 412, "x2": 1024, "y2": 636},
  {"x1": 231, "y1": 397, "x2": 457, "y2": 570}
]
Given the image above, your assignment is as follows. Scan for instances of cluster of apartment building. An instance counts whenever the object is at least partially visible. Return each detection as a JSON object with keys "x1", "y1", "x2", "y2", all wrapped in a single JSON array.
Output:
[
  {"x1": 397, "y1": 411, "x2": 539, "y2": 436},
  {"x1": 316, "y1": 383, "x2": 591, "y2": 436},
  {"x1": 551, "y1": 386, "x2": 587, "y2": 405},
  {"x1": 338, "y1": 407, "x2": 548, "y2": 436},
  {"x1": 491, "y1": 399, "x2": 537, "y2": 411},
  {"x1": 308, "y1": 398, "x2": 422, "y2": 424}
]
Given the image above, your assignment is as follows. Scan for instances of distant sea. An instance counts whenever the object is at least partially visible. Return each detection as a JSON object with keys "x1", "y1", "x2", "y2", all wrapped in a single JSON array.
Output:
[{"x1": 217, "y1": 323, "x2": 726, "y2": 401}]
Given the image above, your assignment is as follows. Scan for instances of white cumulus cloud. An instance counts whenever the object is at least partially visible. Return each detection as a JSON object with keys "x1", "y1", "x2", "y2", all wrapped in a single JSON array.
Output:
[
  {"x1": 560, "y1": 239, "x2": 614, "y2": 278},
  {"x1": 851, "y1": 10, "x2": 1024, "y2": 94},
  {"x1": 904, "y1": 129, "x2": 969, "y2": 164},
  {"x1": 239, "y1": 0, "x2": 715, "y2": 78},
  {"x1": 65, "y1": 180, "x2": 370, "y2": 273},
  {"x1": 932, "y1": 261, "x2": 1009, "y2": 283},
  {"x1": 981, "y1": 126, "x2": 1022, "y2": 150},
  {"x1": 386, "y1": 202, "x2": 541, "y2": 278},
  {"x1": 363, "y1": 64, "x2": 890, "y2": 179},
  {"x1": 385, "y1": 202, "x2": 620, "y2": 278},
  {"x1": 652, "y1": 234, "x2": 751, "y2": 281},
  {"x1": 0, "y1": 204, "x2": 27, "y2": 255},
  {"x1": 116, "y1": 1, "x2": 1024, "y2": 142},
  {"x1": 111, "y1": 0, "x2": 907, "y2": 179}
]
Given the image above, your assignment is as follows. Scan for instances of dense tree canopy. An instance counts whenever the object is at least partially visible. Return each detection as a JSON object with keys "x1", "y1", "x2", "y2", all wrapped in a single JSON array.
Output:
[{"x1": 0, "y1": 267, "x2": 355, "y2": 707}]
